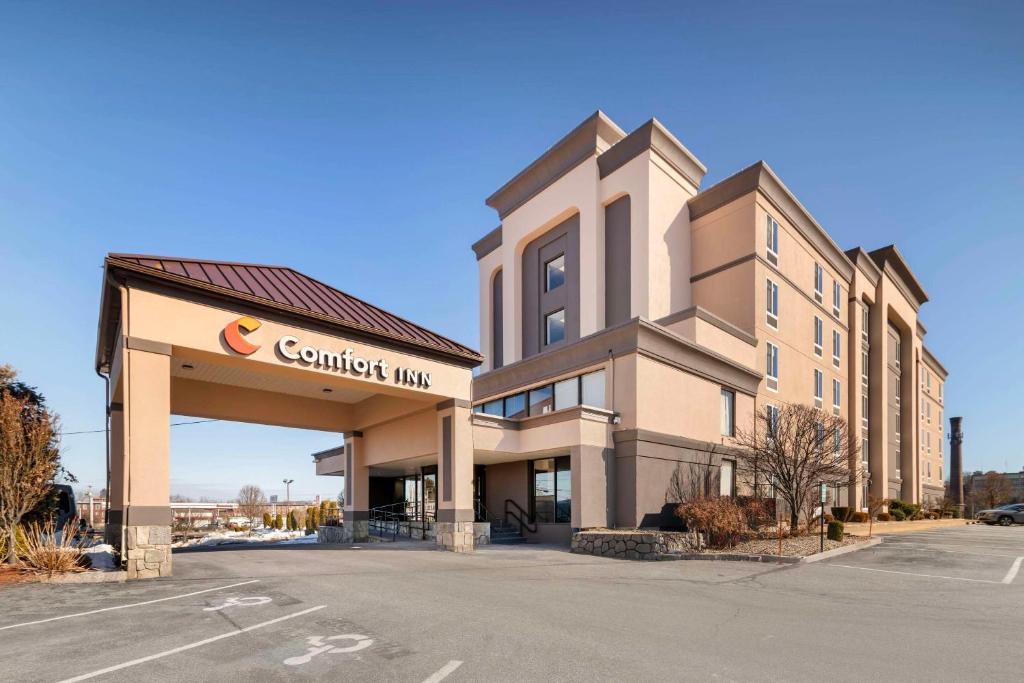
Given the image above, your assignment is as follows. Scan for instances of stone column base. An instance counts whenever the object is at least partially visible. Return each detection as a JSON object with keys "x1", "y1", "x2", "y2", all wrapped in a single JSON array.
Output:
[
  {"x1": 436, "y1": 521, "x2": 476, "y2": 552},
  {"x1": 341, "y1": 519, "x2": 369, "y2": 543},
  {"x1": 125, "y1": 525, "x2": 172, "y2": 579}
]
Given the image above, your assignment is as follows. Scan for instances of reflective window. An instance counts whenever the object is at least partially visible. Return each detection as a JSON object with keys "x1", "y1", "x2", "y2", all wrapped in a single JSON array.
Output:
[
  {"x1": 532, "y1": 456, "x2": 571, "y2": 524},
  {"x1": 545, "y1": 309, "x2": 565, "y2": 346},
  {"x1": 528, "y1": 384, "x2": 554, "y2": 416},
  {"x1": 482, "y1": 399, "x2": 503, "y2": 416},
  {"x1": 720, "y1": 388, "x2": 735, "y2": 437},
  {"x1": 581, "y1": 370, "x2": 606, "y2": 408},
  {"x1": 554, "y1": 377, "x2": 579, "y2": 410},
  {"x1": 504, "y1": 392, "x2": 527, "y2": 419},
  {"x1": 545, "y1": 254, "x2": 565, "y2": 292}
]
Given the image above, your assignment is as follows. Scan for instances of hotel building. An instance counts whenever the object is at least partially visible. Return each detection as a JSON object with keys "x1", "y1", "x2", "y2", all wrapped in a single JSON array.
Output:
[
  {"x1": 94, "y1": 111, "x2": 949, "y2": 577},
  {"x1": 469, "y1": 111, "x2": 948, "y2": 543}
]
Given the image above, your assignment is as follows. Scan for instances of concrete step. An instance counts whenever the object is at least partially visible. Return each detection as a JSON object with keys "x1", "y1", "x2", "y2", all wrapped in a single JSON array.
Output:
[{"x1": 490, "y1": 536, "x2": 528, "y2": 545}]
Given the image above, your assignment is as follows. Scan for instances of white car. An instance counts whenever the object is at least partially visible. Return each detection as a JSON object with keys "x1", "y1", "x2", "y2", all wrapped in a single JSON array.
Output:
[{"x1": 977, "y1": 504, "x2": 1024, "y2": 526}]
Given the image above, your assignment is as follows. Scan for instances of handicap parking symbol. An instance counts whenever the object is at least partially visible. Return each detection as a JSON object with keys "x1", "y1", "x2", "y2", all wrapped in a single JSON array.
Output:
[{"x1": 283, "y1": 634, "x2": 374, "y2": 666}]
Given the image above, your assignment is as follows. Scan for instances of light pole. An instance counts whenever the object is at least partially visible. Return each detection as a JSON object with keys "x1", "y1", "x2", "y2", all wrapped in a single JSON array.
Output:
[{"x1": 283, "y1": 479, "x2": 294, "y2": 506}]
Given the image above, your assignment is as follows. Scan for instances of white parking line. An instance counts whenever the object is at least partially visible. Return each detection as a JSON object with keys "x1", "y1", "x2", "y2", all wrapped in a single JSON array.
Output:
[
  {"x1": 422, "y1": 660, "x2": 463, "y2": 683},
  {"x1": 0, "y1": 580, "x2": 260, "y2": 631},
  {"x1": 1002, "y1": 557, "x2": 1023, "y2": 585},
  {"x1": 878, "y1": 544, "x2": 1024, "y2": 559},
  {"x1": 56, "y1": 604, "x2": 326, "y2": 683},
  {"x1": 831, "y1": 565, "x2": 1002, "y2": 584}
]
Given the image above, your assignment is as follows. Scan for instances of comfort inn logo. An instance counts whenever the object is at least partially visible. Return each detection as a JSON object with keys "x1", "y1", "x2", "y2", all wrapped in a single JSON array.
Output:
[{"x1": 223, "y1": 316, "x2": 262, "y2": 355}]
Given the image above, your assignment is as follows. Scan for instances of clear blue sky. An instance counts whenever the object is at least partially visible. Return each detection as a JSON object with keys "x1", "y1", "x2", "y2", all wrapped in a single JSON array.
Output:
[{"x1": 1, "y1": 2, "x2": 1021, "y2": 501}]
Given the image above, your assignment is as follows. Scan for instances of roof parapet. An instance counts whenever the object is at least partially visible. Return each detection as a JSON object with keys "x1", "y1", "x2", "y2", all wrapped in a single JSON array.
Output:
[
  {"x1": 689, "y1": 161, "x2": 855, "y2": 282},
  {"x1": 598, "y1": 118, "x2": 707, "y2": 189},
  {"x1": 485, "y1": 110, "x2": 626, "y2": 220},
  {"x1": 869, "y1": 245, "x2": 929, "y2": 308}
]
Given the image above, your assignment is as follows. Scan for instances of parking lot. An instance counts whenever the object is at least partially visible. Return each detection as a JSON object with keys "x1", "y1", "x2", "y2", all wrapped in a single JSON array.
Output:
[{"x1": 1, "y1": 525, "x2": 1021, "y2": 682}]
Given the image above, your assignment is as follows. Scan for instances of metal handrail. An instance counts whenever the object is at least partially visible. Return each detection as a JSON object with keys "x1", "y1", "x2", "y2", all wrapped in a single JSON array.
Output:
[
  {"x1": 474, "y1": 499, "x2": 492, "y2": 523},
  {"x1": 369, "y1": 500, "x2": 436, "y2": 541},
  {"x1": 504, "y1": 498, "x2": 537, "y2": 534}
]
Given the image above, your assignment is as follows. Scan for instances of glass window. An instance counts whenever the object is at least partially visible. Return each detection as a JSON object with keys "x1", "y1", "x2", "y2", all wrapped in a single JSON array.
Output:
[
  {"x1": 833, "y1": 330, "x2": 841, "y2": 361},
  {"x1": 833, "y1": 281, "x2": 841, "y2": 315},
  {"x1": 532, "y1": 456, "x2": 571, "y2": 524},
  {"x1": 766, "y1": 342, "x2": 779, "y2": 389},
  {"x1": 814, "y1": 316, "x2": 823, "y2": 354},
  {"x1": 814, "y1": 263, "x2": 823, "y2": 298},
  {"x1": 545, "y1": 254, "x2": 565, "y2": 292},
  {"x1": 504, "y1": 392, "x2": 527, "y2": 419},
  {"x1": 545, "y1": 309, "x2": 565, "y2": 346},
  {"x1": 766, "y1": 279, "x2": 779, "y2": 326},
  {"x1": 814, "y1": 369, "x2": 823, "y2": 401},
  {"x1": 528, "y1": 384, "x2": 554, "y2": 416},
  {"x1": 720, "y1": 460, "x2": 734, "y2": 497},
  {"x1": 482, "y1": 399, "x2": 503, "y2": 416},
  {"x1": 862, "y1": 306, "x2": 869, "y2": 342},
  {"x1": 720, "y1": 388, "x2": 735, "y2": 437},
  {"x1": 766, "y1": 215, "x2": 779, "y2": 263},
  {"x1": 833, "y1": 379, "x2": 841, "y2": 408},
  {"x1": 766, "y1": 404, "x2": 780, "y2": 438},
  {"x1": 581, "y1": 370, "x2": 606, "y2": 408},
  {"x1": 554, "y1": 377, "x2": 579, "y2": 410}
]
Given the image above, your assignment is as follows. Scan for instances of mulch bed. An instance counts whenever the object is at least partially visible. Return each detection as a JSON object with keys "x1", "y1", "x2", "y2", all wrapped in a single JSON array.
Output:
[
  {"x1": 0, "y1": 564, "x2": 34, "y2": 586},
  {"x1": 703, "y1": 534, "x2": 866, "y2": 557}
]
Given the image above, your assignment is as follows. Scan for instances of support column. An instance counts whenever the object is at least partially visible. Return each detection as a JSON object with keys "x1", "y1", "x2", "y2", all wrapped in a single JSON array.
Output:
[
  {"x1": 342, "y1": 432, "x2": 368, "y2": 542},
  {"x1": 570, "y1": 445, "x2": 615, "y2": 530},
  {"x1": 435, "y1": 400, "x2": 481, "y2": 551},
  {"x1": 121, "y1": 344, "x2": 172, "y2": 579}
]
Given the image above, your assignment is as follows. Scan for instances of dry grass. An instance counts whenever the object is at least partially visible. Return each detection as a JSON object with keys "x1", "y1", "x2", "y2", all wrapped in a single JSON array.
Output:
[{"x1": 20, "y1": 521, "x2": 87, "y2": 574}]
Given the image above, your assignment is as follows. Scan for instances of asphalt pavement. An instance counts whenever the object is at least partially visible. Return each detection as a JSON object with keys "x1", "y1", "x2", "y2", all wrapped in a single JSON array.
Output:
[{"x1": 1, "y1": 524, "x2": 1021, "y2": 682}]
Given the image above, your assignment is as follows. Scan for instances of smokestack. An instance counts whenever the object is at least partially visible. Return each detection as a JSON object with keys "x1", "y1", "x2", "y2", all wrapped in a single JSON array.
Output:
[{"x1": 949, "y1": 416, "x2": 964, "y2": 511}]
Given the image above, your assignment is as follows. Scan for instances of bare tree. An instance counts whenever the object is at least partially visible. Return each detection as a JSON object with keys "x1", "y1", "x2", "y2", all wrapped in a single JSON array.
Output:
[
  {"x1": 236, "y1": 485, "x2": 267, "y2": 529},
  {"x1": 732, "y1": 402, "x2": 861, "y2": 533},
  {"x1": 976, "y1": 472, "x2": 1013, "y2": 510},
  {"x1": 0, "y1": 389, "x2": 63, "y2": 564}
]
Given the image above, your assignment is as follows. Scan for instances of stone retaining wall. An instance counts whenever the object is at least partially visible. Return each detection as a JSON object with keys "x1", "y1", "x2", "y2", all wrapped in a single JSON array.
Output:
[
  {"x1": 571, "y1": 529, "x2": 700, "y2": 561},
  {"x1": 317, "y1": 525, "x2": 347, "y2": 544}
]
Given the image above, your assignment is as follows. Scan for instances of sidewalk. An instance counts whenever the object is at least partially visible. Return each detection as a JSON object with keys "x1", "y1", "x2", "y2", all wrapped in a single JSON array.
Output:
[{"x1": 844, "y1": 518, "x2": 970, "y2": 537}]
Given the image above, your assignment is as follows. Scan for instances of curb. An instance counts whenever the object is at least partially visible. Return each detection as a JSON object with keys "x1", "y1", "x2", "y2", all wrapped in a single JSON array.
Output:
[
  {"x1": 799, "y1": 536, "x2": 882, "y2": 563},
  {"x1": 38, "y1": 570, "x2": 128, "y2": 584},
  {"x1": 657, "y1": 537, "x2": 882, "y2": 564}
]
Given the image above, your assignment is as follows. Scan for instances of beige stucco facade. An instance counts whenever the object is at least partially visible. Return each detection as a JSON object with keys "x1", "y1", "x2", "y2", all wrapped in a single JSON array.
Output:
[{"x1": 471, "y1": 111, "x2": 948, "y2": 536}]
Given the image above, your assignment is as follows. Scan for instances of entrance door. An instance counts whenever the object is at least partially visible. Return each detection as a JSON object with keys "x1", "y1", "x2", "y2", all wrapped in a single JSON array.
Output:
[
  {"x1": 474, "y1": 465, "x2": 487, "y2": 521},
  {"x1": 421, "y1": 465, "x2": 437, "y2": 520}
]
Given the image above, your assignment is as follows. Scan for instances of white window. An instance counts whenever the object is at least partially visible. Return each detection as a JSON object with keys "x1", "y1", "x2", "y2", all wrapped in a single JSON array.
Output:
[
  {"x1": 814, "y1": 263, "x2": 824, "y2": 303},
  {"x1": 766, "y1": 342, "x2": 779, "y2": 391},
  {"x1": 927, "y1": 431, "x2": 931, "y2": 453},
  {"x1": 832, "y1": 281, "x2": 841, "y2": 317},
  {"x1": 895, "y1": 377, "x2": 901, "y2": 406},
  {"x1": 895, "y1": 340, "x2": 902, "y2": 368},
  {"x1": 814, "y1": 316, "x2": 823, "y2": 356},
  {"x1": 719, "y1": 460, "x2": 734, "y2": 497},
  {"x1": 766, "y1": 215, "x2": 779, "y2": 265},
  {"x1": 544, "y1": 254, "x2": 565, "y2": 292},
  {"x1": 920, "y1": 397, "x2": 925, "y2": 419},
  {"x1": 927, "y1": 402, "x2": 931, "y2": 424},
  {"x1": 814, "y1": 369, "x2": 823, "y2": 407},
  {"x1": 927, "y1": 371, "x2": 932, "y2": 392},
  {"x1": 927, "y1": 461, "x2": 932, "y2": 478},
  {"x1": 939, "y1": 382, "x2": 943, "y2": 399},
  {"x1": 720, "y1": 388, "x2": 735, "y2": 437},
  {"x1": 861, "y1": 306, "x2": 869, "y2": 343},
  {"x1": 832, "y1": 379, "x2": 841, "y2": 414},
  {"x1": 545, "y1": 309, "x2": 565, "y2": 346},
  {"x1": 766, "y1": 278, "x2": 779, "y2": 328},
  {"x1": 895, "y1": 413, "x2": 901, "y2": 440},
  {"x1": 581, "y1": 370, "x2": 606, "y2": 408},
  {"x1": 766, "y1": 404, "x2": 780, "y2": 438},
  {"x1": 832, "y1": 330, "x2": 841, "y2": 368}
]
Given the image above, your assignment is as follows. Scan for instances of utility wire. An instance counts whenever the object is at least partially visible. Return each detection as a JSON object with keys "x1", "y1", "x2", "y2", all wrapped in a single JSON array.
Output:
[{"x1": 61, "y1": 418, "x2": 220, "y2": 436}]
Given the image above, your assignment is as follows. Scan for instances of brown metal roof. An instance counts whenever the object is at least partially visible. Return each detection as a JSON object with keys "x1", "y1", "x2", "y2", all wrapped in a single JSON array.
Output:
[{"x1": 105, "y1": 253, "x2": 482, "y2": 363}]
